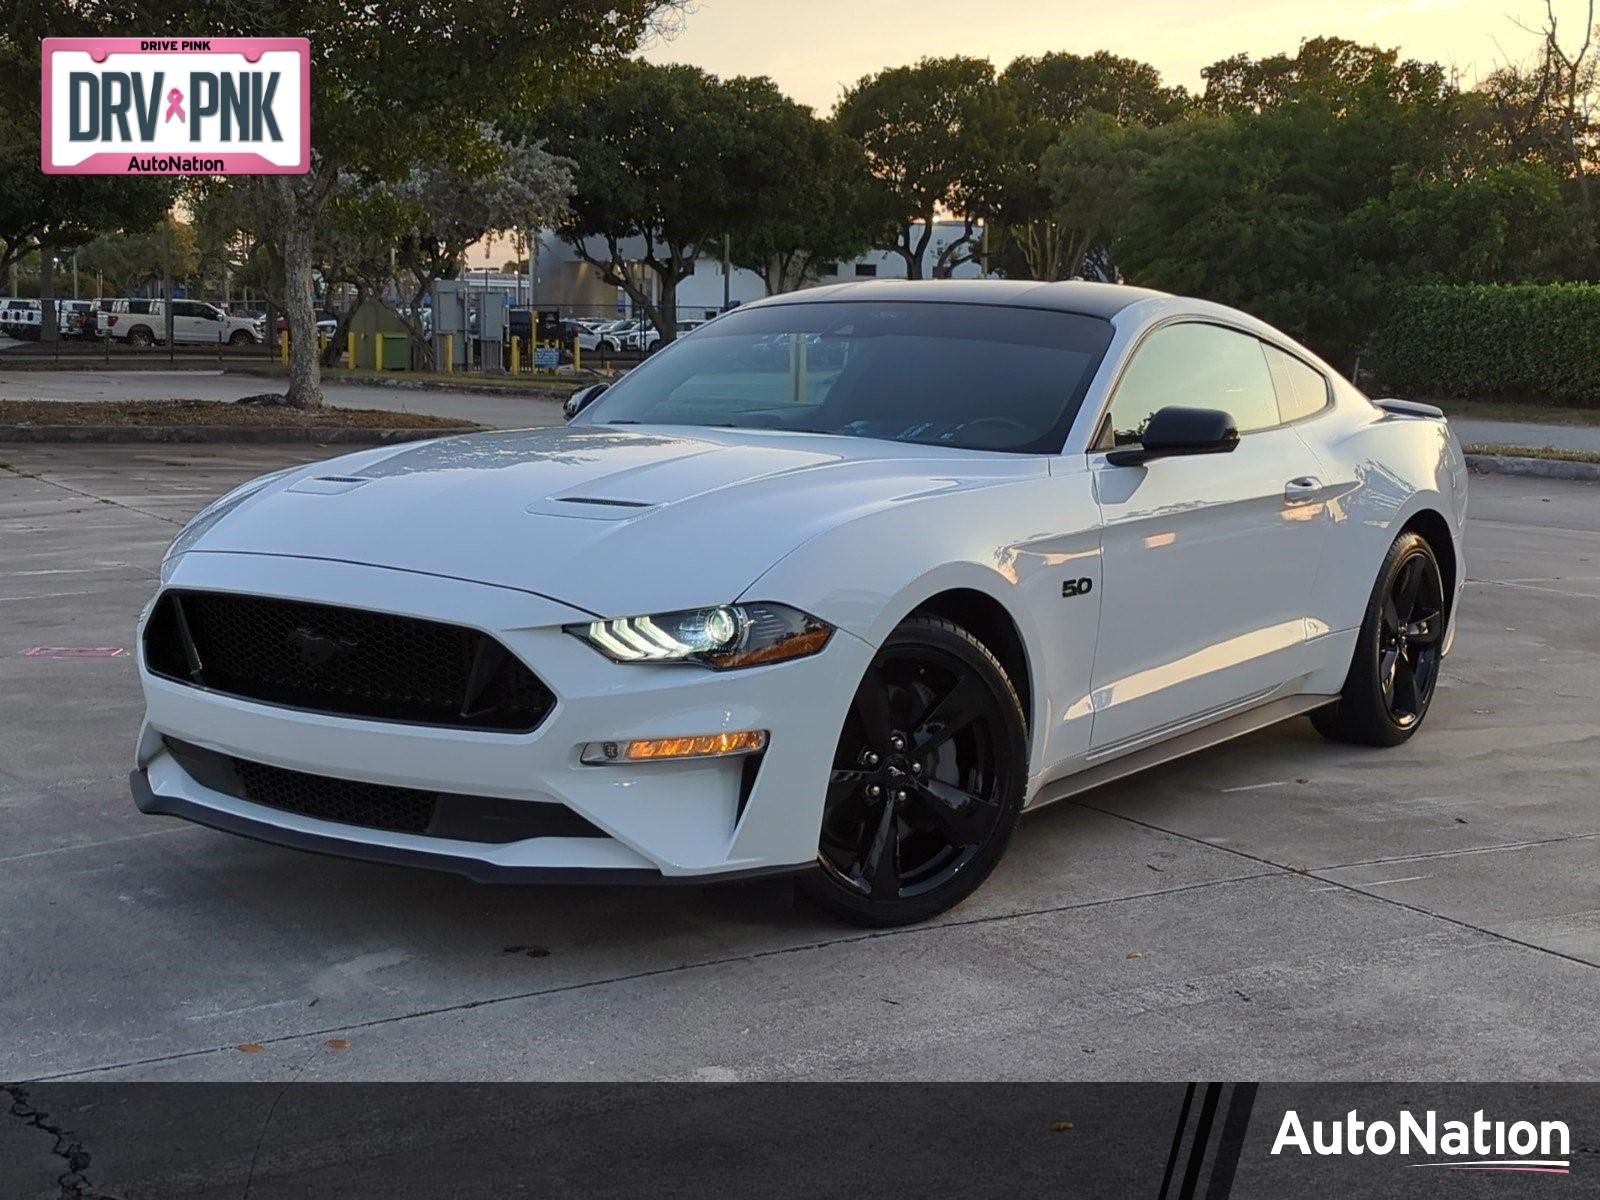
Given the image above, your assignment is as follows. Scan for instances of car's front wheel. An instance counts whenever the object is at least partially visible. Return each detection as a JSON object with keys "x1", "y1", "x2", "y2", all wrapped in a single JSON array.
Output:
[
  {"x1": 1312, "y1": 531, "x2": 1445, "y2": 747},
  {"x1": 799, "y1": 615, "x2": 1027, "y2": 926}
]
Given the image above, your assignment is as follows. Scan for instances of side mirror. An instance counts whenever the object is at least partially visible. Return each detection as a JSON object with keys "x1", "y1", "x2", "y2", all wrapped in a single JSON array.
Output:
[
  {"x1": 563, "y1": 382, "x2": 608, "y2": 422},
  {"x1": 1105, "y1": 406, "x2": 1240, "y2": 466}
]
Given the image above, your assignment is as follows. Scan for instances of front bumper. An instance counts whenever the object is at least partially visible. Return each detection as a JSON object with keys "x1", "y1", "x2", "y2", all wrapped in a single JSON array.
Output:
[{"x1": 134, "y1": 551, "x2": 874, "y2": 881}]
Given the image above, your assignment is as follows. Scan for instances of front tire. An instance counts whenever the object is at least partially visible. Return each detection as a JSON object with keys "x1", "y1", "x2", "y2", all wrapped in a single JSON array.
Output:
[
  {"x1": 1312, "y1": 531, "x2": 1445, "y2": 747},
  {"x1": 798, "y1": 615, "x2": 1027, "y2": 926}
]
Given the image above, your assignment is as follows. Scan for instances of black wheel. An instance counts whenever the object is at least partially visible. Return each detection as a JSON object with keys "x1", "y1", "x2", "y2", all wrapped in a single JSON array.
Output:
[
  {"x1": 798, "y1": 615, "x2": 1027, "y2": 926},
  {"x1": 1312, "y1": 531, "x2": 1445, "y2": 747},
  {"x1": 228, "y1": 330, "x2": 254, "y2": 346},
  {"x1": 126, "y1": 326, "x2": 154, "y2": 348}
]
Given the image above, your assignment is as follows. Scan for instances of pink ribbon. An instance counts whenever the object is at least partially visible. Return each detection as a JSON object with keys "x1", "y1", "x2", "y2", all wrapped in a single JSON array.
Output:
[{"x1": 164, "y1": 88, "x2": 185, "y2": 123}]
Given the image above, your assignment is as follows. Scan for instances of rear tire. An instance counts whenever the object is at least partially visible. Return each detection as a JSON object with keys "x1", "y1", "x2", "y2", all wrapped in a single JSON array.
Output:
[
  {"x1": 798, "y1": 615, "x2": 1027, "y2": 926},
  {"x1": 126, "y1": 326, "x2": 155, "y2": 348},
  {"x1": 1311, "y1": 531, "x2": 1445, "y2": 747}
]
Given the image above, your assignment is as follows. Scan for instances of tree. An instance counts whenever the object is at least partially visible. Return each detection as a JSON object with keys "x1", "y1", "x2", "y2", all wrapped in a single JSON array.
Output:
[
  {"x1": 539, "y1": 63, "x2": 806, "y2": 341},
  {"x1": 21, "y1": 0, "x2": 677, "y2": 401},
  {"x1": 1, "y1": 5, "x2": 176, "y2": 337},
  {"x1": 1038, "y1": 113, "x2": 1160, "y2": 281},
  {"x1": 834, "y1": 57, "x2": 1007, "y2": 278},
  {"x1": 993, "y1": 52, "x2": 1185, "y2": 280},
  {"x1": 384, "y1": 130, "x2": 573, "y2": 364},
  {"x1": 76, "y1": 218, "x2": 200, "y2": 297},
  {"x1": 727, "y1": 116, "x2": 873, "y2": 294}
]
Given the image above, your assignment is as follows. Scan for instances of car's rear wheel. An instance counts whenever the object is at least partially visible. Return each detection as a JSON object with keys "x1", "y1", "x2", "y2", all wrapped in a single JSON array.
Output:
[
  {"x1": 126, "y1": 326, "x2": 154, "y2": 348},
  {"x1": 1312, "y1": 531, "x2": 1445, "y2": 747},
  {"x1": 798, "y1": 615, "x2": 1027, "y2": 926}
]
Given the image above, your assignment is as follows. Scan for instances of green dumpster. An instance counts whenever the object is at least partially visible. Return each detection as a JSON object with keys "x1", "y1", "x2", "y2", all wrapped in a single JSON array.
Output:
[{"x1": 377, "y1": 333, "x2": 410, "y2": 371}]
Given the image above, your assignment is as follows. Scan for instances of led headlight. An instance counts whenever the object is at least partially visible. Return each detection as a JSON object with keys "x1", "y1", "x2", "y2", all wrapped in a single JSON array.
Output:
[{"x1": 568, "y1": 602, "x2": 832, "y2": 669}]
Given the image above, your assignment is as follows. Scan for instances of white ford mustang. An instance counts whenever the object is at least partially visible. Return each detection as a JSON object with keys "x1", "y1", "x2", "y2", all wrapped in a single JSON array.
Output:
[{"x1": 132, "y1": 281, "x2": 1467, "y2": 925}]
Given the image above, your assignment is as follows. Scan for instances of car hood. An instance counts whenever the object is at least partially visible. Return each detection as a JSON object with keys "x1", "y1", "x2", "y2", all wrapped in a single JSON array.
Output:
[{"x1": 182, "y1": 425, "x2": 1044, "y2": 616}]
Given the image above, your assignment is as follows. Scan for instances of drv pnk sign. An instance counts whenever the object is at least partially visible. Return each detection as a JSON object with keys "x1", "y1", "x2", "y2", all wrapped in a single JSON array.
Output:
[{"x1": 41, "y1": 37, "x2": 309, "y2": 174}]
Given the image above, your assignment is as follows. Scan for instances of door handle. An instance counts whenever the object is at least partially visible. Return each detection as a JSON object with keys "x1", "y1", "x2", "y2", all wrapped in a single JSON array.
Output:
[{"x1": 1284, "y1": 476, "x2": 1322, "y2": 503}]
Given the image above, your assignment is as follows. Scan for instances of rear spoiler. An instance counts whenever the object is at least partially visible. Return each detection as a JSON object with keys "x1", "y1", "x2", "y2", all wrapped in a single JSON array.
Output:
[{"x1": 1374, "y1": 397, "x2": 1446, "y2": 420}]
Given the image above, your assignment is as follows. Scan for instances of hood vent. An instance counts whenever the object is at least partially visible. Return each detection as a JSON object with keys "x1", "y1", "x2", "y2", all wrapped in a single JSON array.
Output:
[{"x1": 556, "y1": 496, "x2": 653, "y2": 508}]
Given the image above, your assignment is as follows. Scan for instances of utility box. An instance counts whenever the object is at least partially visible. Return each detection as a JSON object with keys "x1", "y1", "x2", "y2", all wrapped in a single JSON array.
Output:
[
  {"x1": 433, "y1": 279, "x2": 508, "y2": 371},
  {"x1": 349, "y1": 301, "x2": 412, "y2": 370}
]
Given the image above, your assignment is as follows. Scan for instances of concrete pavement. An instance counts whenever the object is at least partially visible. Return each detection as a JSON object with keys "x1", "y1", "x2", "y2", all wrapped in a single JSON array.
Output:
[
  {"x1": 1452, "y1": 418, "x2": 1600, "y2": 453},
  {"x1": 0, "y1": 447, "x2": 1597, "y2": 1082}
]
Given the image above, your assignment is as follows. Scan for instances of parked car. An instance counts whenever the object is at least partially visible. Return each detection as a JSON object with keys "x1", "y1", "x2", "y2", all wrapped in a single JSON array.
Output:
[
  {"x1": 0, "y1": 299, "x2": 40, "y2": 339},
  {"x1": 635, "y1": 318, "x2": 706, "y2": 352},
  {"x1": 101, "y1": 300, "x2": 263, "y2": 346},
  {"x1": 130, "y1": 280, "x2": 1467, "y2": 926},
  {"x1": 0, "y1": 299, "x2": 98, "y2": 341}
]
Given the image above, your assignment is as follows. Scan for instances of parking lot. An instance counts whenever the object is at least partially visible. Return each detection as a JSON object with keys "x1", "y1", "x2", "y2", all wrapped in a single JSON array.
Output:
[{"x1": 2, "y1": 444, "x2": 1597, "y2": 1082}]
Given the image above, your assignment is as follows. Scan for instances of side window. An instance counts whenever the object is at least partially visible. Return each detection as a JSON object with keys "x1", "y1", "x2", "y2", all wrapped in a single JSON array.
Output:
[
  {"x1": 173, "y1": 301, "x2": 208, "y2": 319},
  {"x1": 1104, "y1": 323, "x2": 1280, "y2": 445},
  {"x1": 1262, "y1": 343, "x2": 1330, "y2": 422}
]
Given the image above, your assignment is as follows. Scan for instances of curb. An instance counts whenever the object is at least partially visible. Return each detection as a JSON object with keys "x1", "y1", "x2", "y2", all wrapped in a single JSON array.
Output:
[
  {"x1": 1465, "y1": 453, "x2": 1600, "y2": 482},
  {"x1": 0, "y1": 424, "x2": 466, "y2": 445},
  {"x1": 223, "y1": 368, "x2": 587, "y2": 400}
]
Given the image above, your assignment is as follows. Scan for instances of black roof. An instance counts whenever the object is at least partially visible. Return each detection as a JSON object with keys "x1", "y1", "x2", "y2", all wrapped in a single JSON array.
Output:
[{"x1": 747, "y1": 278, "x2": 1168, "y2": 319}]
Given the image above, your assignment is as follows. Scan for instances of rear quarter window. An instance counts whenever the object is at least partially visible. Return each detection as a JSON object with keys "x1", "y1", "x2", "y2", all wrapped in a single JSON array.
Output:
[{"x1": 1263, "y1": 344, "x2": 1331, "y2": 422}]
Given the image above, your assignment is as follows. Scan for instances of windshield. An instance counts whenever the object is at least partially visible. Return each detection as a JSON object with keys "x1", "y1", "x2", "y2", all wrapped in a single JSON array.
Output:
[{"x1": 577, "y1": 301, "x2": 1115, "y2": 454}]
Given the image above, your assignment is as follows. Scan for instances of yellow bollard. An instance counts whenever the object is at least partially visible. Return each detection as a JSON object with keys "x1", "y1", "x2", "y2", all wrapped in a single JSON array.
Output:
[
  {"x1": 444, "y1": 333, "x2": 453, "y2": 373},
  {"x1": 374, "y1": 331, "x2": 384, "y2": 373},
  {"x1": 510, "y1": 335, "x2": 520, "y2": 375},
  {"x1": 347, "y1": 330, "x2": 356, "y2": 368},
  {"x1": 279, "y1": 331, "x2": 288, "y2": 366},
  {"x1": 573, "y1": 334, "x2": 581, "y2": 372}
]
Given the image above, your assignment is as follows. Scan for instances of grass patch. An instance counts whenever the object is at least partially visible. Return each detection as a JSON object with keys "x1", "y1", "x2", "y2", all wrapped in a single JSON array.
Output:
[
  {"x1": 0, "y1": 400, "x2": 477, "y2": 430},
  {"x1": 1464, "y1": 442, "x2": 1600, "y2": 464},
  {"x1": 1423, "y1": 397, "x2": 1600, "y2": 426}
]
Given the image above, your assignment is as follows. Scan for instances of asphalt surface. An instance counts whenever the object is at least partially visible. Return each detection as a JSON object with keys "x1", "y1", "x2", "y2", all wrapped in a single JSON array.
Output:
[
  {"x1": 1, "y1": 446, "x2": 1597, "y2": 1083},
  {"x1": 0, "y1": 368, "x2": 567, "y2": 430}
]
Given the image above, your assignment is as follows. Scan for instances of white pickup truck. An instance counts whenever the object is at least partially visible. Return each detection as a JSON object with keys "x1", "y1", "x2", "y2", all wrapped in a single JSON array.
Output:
[{"x1": 99, "y1": 299, "x2": 263, "y2": 346}]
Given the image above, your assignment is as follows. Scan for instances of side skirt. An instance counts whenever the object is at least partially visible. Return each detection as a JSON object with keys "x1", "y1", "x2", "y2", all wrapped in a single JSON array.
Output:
[{"x1": 1025, "y1": 693, "x2": 1334, "y2": 812}]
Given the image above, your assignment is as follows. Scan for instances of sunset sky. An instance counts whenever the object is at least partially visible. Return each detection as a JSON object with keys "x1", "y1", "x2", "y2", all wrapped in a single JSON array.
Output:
[{"x1": 639, "y1": 0, "x2": 1577, "y2": 109}]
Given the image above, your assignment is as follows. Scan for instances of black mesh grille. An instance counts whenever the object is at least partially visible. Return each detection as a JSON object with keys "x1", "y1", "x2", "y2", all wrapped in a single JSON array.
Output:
[
  {"x1": 144, "y1": 590, "x2": 553, "y2": 732},
  {"x1": 163, "y1": 739, "x2": 605, "y2": 842},
  {"x1": 234, "y1": 756, "x2": 438, "y2": 833}
]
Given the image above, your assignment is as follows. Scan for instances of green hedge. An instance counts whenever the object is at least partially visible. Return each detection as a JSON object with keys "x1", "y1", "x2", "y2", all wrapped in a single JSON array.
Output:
[{"x1": 1368, "y1": 283, "x2": 1600, "y2": 404}]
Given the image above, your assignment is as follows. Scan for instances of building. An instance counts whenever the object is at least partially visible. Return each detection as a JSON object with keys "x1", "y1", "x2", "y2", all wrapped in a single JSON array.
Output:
[{"x1": 494, "y1": 221, "x2": 990, "y2": 322}]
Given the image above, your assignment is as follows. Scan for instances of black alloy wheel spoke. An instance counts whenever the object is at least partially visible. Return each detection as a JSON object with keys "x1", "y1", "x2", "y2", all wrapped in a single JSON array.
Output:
[
  {"x1": 827, "y1": 768, "x2": 870, "y2": 808},
  {"x1": 855, "y1": 799, "x2": 901, "y2": 900},
  {"x1": 1393, "y1": 651, "x2": 1422, "y2": 716},
  {"x1": 909, "y1": 776, "x2": 994, "y2": 847},
  {"x1": 852, "y1": 664, "x2": 895, "y2": 747},
  {"x1": 910, "y1": 673, "x2": 987, "y2": 756},
  {"x1": 1404, "y1": 609, "x2": 1442, "y2": 645},
  {"x1": 1383, "y1": 595, "x2": 1404, "y2": 636},
  {"x1": 1392, "y1": 558, "x2": 1423, "y2": 617},
  {"x1": 1380, "y1": 645, "x2": 1400, "y2": 704}
]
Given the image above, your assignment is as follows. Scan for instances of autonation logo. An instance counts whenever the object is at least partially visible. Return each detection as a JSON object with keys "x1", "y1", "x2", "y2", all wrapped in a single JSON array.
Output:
[{"x1": 1272, "y1": 1108, "x2": 1572, "y2": 1175}]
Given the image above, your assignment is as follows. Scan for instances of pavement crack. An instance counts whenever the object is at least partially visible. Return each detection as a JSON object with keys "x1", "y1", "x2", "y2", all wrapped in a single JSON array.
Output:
[
  {"x1": 21, "y1": 869, "x2": 1275, "y2": 1082},
  {"x1": 3, "y1": 1084, "x2": 124, "y2": 1200},
  {"x1": 1072, "y1": 800, "x2": 1600, "y2": 975},
  {"x1": 1309, "y1": 831, "x2": 1600, "y2": 872},
  {"x1": 7, "y1": 467, "x2": 183, "y2": 527}
]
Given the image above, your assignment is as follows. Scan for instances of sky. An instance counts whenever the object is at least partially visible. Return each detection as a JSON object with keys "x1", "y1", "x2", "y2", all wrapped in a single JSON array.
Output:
[
  {"x1": 472, "y1": 0, "x2": 1585, "y2": 266},
  {"x1": 637, "y1": 0, "x2": 1580, "y2": 110}
]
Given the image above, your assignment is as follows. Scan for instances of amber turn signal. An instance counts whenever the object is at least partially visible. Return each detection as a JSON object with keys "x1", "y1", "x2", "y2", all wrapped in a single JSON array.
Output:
[{"x1": 581, "y1": 729, "x2": 768, "y2": 764}]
